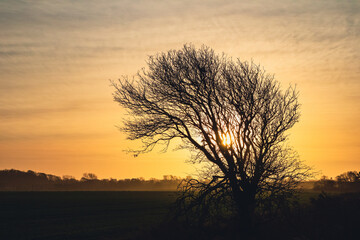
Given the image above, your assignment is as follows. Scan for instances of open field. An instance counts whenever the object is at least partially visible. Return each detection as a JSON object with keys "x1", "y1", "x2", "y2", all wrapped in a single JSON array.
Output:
[
  {"x1": 0, "y1": 191, "x2": 178, "y2": 240},
  {"x1": 1, "y1": 191, "x2": 359, "y2": 240}
]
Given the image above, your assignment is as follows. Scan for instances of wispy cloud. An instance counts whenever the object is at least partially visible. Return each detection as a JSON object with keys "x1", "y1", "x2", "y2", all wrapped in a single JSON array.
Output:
[{"x1": 0, "y1": 100, "x2": 100, "y2": 119}]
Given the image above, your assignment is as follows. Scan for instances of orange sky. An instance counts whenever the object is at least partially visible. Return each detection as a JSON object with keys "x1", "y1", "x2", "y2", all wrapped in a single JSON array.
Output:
[{"x1": 0, "y1": 0, "x2": 359, "y2": 179}]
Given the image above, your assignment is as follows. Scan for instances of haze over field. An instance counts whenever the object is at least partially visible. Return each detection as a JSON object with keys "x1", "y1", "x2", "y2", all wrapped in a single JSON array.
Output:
[{"x1": 0, "y1": 0, "x2": 359, "y2": 179}]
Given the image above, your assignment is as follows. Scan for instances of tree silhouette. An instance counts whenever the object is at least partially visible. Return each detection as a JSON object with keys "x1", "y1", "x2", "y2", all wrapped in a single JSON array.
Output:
[
  {"x1": 81, "y1": 173, "x2": 98, "y2": 181},
  {"x1": 336, "y1": 171, "x2": 360, "y2": 183},
  {"x1": 112, "y1": 44, "x2": 310, "y2": 229}
]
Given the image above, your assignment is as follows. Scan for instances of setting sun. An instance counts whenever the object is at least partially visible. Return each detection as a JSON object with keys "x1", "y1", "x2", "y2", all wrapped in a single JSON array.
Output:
[{"x1": 221, "y1": 132, "x2": 232, "y2": 147}]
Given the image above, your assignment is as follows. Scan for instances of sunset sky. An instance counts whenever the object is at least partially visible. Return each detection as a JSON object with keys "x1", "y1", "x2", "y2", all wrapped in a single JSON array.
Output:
[{"x1": 0, "y1": 0, "x2": 359, "y2": 179}]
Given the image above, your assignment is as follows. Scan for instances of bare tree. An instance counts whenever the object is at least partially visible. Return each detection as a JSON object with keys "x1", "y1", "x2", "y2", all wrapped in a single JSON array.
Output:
[
  {"x1": 81, "y1": 173, "x2": 98, "y2": 181},
  {"x1": 112, "y1": 44, "x2": 310, "y2": 229}
]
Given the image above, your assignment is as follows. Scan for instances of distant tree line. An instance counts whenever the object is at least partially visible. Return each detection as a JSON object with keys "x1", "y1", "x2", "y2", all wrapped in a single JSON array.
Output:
[
  {"x1": 0, "y1": 169, "x2": 188, "y2": 191},
  {"x1": 1, "y1": 169, "x2": 359, "y2": 192},
  {"x1": 312, "y1": 171, "x2": 360, "y2": 192}
]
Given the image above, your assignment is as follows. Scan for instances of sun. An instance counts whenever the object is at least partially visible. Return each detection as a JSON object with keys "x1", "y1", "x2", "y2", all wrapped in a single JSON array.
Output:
[{"x1": 221, "y1": 132, "x2": 232, "y2": 147}]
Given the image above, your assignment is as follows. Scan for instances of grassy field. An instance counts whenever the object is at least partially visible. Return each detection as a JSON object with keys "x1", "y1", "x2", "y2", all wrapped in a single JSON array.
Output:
[
  {"x1": 0, "y1": 191, "x2": 178, "y2": 240},
  {"x1": 1, "y1": 191, "x2": 358, "y2": 240}
]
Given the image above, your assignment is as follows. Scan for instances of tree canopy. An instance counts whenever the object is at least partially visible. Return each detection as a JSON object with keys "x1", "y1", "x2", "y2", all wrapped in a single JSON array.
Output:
[{"x1": 112, "y1": 44, "x2": 310, "y2": 228}]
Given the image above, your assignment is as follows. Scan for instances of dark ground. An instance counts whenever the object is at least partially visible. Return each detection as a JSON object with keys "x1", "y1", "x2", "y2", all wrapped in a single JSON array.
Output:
[
  {"x1": 0, "y1": 191, "x2": 359, "y2": 240},
  {"x1": 0, "y1": 191, "x2": 177, "y2": 240}
]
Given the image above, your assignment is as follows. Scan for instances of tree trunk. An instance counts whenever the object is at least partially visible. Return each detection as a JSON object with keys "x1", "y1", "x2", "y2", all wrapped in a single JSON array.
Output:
[{"x1": 232, "y1": 186, "x2": 256, "y2": 236}]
